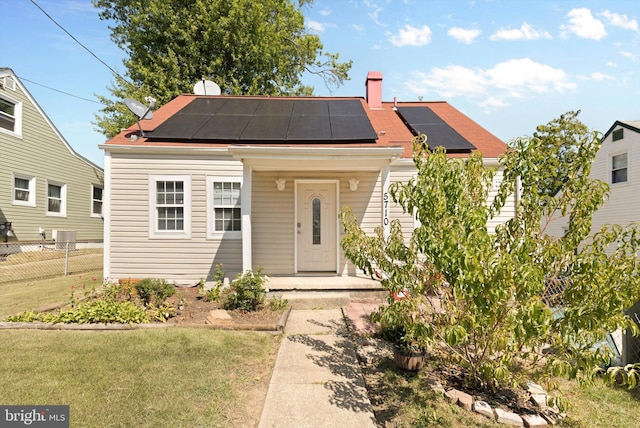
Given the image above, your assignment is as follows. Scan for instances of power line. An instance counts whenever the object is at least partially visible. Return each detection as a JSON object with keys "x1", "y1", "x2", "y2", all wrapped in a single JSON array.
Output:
[
  {"x1": 18, "y1": 76, "x2": 102, "y2": 105},
  {"x1": 29, "y1": 0, "x2": 134, "y2": 88}
]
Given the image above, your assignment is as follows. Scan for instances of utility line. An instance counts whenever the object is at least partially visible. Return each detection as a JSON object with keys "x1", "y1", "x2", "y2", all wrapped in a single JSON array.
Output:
[
  {"x1": 17, "y1": 76, "x2": 102, "y2": 105},
  {"x1": 29, "y1": 0, "x2": 135, "y2": 88}
]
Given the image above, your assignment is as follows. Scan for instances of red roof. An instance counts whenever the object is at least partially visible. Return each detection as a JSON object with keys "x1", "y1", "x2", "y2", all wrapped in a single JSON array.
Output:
[{"x1": 106, "y1": 94, "x2": 506, "y2": 159}]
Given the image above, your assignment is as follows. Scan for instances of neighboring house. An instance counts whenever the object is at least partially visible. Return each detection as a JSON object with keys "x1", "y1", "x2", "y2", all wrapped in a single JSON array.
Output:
[
  {"x1": 545, "y1": 120, "x2": 640, "y2": 364},
  {"x1": 0, "y1": 68, "x2": 104, "y2": 246},
  {"x1": 545, "y1": 120, "x2": 640, "y2": 238},
  {"x1": 102, "y1": 71, "x2": 513, "y2": 285}
]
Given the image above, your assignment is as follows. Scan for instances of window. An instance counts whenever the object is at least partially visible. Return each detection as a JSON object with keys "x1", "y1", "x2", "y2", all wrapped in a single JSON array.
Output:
[
  {"x1": 312, "y1": 197, "x2": 321, "y2": 244},
  {"x1": 13, "y1": 174, "x2": 35, "y2": 206},
  {"x1": 612, "y1": 153, "x2": 628, "y2": 184},
  {"x1": 149, "y1": 175, "x2": 191, "y2": 238},
  {"x1": 47, "y1": 182, "x2": 67, "y2": 216},
  {"x1": 91, "y1": 185, "x2": 103, "y2": 217},
  {"x1": 207, "y1": 177, "x2": 242, "y2": 237},
  {"x1": 612, "y1": 128, "x2": 624, "y2": 142},
  {"x1": 0, "y1": 94, "x2": 22, "y2": 136}
]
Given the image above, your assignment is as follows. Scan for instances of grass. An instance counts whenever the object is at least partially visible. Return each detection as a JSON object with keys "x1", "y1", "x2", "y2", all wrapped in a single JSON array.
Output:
[
  {"x1": 365, "y1": 357, "x2": 640, "y2": 427},
  {"x1": 0, "y1": 328, "x2": 280, "y2": 427},
  {"x1": 0, "y1": 270, "x2": 103, "y2": 318},
  {"x1": 0, "y1": 249, "x2": 103, "y2": 284}
]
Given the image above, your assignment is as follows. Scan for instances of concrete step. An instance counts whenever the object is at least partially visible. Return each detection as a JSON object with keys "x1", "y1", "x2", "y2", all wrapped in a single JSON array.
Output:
[{"x1": 268, "y1": 291, "x2": 386, "y2": 310}]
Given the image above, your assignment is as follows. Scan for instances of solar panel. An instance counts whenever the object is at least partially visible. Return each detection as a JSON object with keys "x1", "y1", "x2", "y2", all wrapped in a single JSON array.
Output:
[
  {"x1": 396, "y1": 106, "x2": 476, "y2": 152},
  {"x1": 148, "y1": 98, "x2": 377, "y2": 143}
]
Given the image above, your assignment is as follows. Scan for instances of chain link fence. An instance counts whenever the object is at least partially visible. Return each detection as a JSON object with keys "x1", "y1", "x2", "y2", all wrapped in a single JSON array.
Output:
[
  {"x1": 543, "y1": 275, "x2": 640, "y2": 365},
  {"x1": 0, "y1": 242, "x2": 103, "y2": 285}
]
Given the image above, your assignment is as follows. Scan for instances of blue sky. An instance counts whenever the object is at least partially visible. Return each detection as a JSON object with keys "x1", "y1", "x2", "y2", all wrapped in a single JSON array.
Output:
[{"x1": 4, "y1": 0, "x2": 639, "y2": 167}]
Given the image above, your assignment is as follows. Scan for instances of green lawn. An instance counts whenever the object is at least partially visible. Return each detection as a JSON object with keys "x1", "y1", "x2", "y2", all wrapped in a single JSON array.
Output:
[
  {"x1": 0, "y1": 270, "x2": 103, "y2": 318},
  {"x1": 0, "y1": 328, "x2": 280, "y2": 427}
]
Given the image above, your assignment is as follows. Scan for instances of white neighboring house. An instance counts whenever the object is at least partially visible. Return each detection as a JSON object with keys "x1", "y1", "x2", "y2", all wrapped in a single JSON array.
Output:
[{"x1": 545, "y1": 119, "x2": 640, "y2": 365}]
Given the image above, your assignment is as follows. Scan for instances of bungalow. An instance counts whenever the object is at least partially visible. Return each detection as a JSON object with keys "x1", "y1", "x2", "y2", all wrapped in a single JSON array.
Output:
[{"x1": 101, "y1": 72, "x2": 513, "y2": 286}]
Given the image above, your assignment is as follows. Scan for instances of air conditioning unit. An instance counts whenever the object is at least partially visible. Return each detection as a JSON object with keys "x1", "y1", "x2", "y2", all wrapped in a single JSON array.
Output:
[{"x1": 53, "y1": 230, "x2": 76, "y2": 251}]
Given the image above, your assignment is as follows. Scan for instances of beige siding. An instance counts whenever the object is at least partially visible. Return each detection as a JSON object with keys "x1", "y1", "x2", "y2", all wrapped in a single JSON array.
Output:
[
  {"x1": 0, "y1": 74, "x2": 104, "y2": 242},
  {"x1": 108, "y1": 153, "x2": 242, "y2": 284},
  {"x1": 251, "y1": 171, "x2": 382, "y2": 276}
]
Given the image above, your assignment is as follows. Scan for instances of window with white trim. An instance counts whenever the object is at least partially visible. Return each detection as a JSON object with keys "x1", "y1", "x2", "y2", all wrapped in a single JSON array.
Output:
[
  {"x1": 0, "y1": 94, "x2": 22, "y2": 136},
  {"x1": 207, "y1": 177, "x2": 242, "y2": 237},
  {"x1": 149, "y1": 175, "x2": 191, "y2": 238},
  {"x1": 91, "y1": 185, "x2": 103, "y2": 217},
  {"x1": 611, "y1": 152, "x2": 628, "y2": 184},
  {"x1": 13, "y1": 174, "x2": 35, "y2": 206},
  {"x1": 47, "y1": 182, "x2": 67, "y2": 216}
]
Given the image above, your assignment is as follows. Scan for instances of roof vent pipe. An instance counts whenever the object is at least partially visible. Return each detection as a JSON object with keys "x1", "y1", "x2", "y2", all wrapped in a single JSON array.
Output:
[{"x1": 365, "y1": 71, "x2": 383, "y2": 109}]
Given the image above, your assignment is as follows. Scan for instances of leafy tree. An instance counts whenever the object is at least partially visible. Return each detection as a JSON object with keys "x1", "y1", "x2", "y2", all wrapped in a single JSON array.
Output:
[
  {"x1": 341, "y1": 113, "x2": 640, "y2": 399},
  {"x1": 92, "y1": 0, "x2": 352, "y2": 137}
]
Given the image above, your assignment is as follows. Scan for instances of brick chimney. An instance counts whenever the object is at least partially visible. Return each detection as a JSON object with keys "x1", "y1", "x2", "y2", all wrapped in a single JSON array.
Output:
[{"x1": 365, "y1": 71, "x2": 383, "y2": 109}]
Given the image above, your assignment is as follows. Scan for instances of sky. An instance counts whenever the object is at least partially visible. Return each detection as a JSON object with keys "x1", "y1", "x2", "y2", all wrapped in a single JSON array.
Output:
[{"x1": 3, "y1": 0, "x2": 639, "y2": 168}]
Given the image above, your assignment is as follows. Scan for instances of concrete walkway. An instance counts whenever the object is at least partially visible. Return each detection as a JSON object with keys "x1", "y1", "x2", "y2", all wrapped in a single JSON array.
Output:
[{"x1": 258, "y1": 308, "x2": 378, "y2": 428}]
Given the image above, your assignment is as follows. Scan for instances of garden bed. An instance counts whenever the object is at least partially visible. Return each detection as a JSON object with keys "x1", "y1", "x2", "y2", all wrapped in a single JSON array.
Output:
[{"x1": 1, "y1": 285, "x2": 289, "y2": 331}]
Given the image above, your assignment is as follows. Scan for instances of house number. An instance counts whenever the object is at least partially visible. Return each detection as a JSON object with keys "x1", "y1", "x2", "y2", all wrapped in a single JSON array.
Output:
[{"x1": 383, "y1": 192, "x2": 389, "y2": 226}]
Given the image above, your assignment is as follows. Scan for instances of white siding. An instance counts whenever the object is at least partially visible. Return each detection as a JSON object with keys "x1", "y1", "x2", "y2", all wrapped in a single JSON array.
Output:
[
  {"x1": 108, "y1": 153, "x2": 243, "y2": 285},
  {"x1": 546, "y1": 125, "x2": 640, "y2": 240}
]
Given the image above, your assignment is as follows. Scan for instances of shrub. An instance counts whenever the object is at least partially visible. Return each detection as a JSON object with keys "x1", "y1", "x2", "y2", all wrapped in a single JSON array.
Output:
[
  {"x1": 199, "y1": 264, "x2": 225, "y2": 302},
  {"x1": 223, "y1": 268, "x2": 267, "y2": 312},
  {"x1": 134, "y1": 278, "x2": 176, "y2": 307}
]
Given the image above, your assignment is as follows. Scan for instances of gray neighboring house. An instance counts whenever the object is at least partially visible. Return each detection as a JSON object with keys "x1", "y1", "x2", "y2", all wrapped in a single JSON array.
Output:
[{"x1": 0, "y1": 68, "x2": 104, "y2": 247}]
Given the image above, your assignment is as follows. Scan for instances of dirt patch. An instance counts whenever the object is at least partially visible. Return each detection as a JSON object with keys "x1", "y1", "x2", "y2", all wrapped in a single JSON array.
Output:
[{"x1": 165, "y1": 286, "x2": 286, "y2": 329}]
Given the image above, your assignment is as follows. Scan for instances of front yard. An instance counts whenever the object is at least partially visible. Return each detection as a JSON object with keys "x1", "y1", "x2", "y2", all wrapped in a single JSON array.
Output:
[{"x1": 0, "y1": 328, "x2": 280, "y2": 427}]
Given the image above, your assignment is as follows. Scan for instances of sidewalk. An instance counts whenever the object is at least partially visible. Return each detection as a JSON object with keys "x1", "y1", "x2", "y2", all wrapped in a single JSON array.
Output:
[{"x1": 258, "y1": 308, "x2": 378, "y2": 428}]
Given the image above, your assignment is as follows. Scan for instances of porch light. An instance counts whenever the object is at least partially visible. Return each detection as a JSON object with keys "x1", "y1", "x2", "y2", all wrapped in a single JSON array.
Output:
[
  {"x1": 349, "y1": 178, "x2": 359, "y2": 191},
  {"x1": 275, "y1": 178, "x2": 286, "y2": 191}
]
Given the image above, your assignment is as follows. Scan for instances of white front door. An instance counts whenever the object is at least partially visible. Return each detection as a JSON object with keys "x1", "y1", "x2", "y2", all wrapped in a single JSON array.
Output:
[{"x1": 296, "y1": 181, "x2": 338, "y2": 272}]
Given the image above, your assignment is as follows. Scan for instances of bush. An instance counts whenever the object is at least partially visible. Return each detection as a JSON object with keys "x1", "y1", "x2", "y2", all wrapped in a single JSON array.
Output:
[
  {"x1": 223, "y1": 269, "x2": 267, "y2": 312},
  {"x1": 134, "y1": 278, "x2": 176, "y2": 307}
]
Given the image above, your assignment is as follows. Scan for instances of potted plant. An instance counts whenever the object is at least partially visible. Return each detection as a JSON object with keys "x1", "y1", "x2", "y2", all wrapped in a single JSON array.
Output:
[{"x1": 393, "y1": 335, "x2": 426, "y2": 371}]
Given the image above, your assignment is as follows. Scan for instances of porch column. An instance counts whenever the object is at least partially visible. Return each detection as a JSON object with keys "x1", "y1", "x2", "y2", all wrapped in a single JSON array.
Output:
[
  {"x1": 381, "y1": 164, "x2": 391, "y2": 239},
  {"x1": 242, "y1": 164, "x2": 252, "y2": 271}
]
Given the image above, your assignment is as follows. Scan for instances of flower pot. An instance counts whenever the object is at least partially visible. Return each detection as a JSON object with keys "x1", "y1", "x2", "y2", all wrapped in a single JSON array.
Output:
[{"x1": 393, "y1": 345, "x2": 426, "y2": 371}]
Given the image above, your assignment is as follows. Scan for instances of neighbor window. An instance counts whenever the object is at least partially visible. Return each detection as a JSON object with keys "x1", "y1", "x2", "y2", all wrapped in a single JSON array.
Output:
[
  {"x1": 611, "y1": 153, "x2": 628, "y2": 184},
  {"x1": 91, "y1": 185, "x2": 103, "y2": 217},
  {"x1": 149, "y1": 175, "x2": 191, "y2": 238},
  {"x1": 612, "y1": 128, "x2": 624, "y2": 142},
  {"x1": 47, "y1": 182, "x2": 67, "y2": 216},
  {"x1": 13, "y1": 174, "x2": 35, "y2": 206},
  {"x1": 207, "y1": 177, "x2": 242, "y2": 237},
  {"x1": 0, "y1": 94, "x2": 22, "y2": 136}
]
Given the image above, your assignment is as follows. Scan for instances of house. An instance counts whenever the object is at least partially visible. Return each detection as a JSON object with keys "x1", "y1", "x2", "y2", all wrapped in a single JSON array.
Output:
[
  {"x1": 101, "y1": 72, "x2": 513, "y2": 286},
  {"x1": 0, "y1": 68, "x2": 104, "y2": 247},
  {"x1": 545, "y1": 119, "x2": 640, "y2": 364}
]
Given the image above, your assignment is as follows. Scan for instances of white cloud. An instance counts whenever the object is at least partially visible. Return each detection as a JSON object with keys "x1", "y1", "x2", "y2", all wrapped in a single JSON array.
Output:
[
  {"x1": 589, "y1": 72, "x2": 614, "y2": 81},
  {"x1": 352, "y1": 24, "x2": 365, "y2": 32},
  {"x1": 319, "y1": 8, "x2": 332, "y2": 17},
  {"x1": 388, "y1": 24, "x2": 432, "y2": 47},
  {"x1": 620, "y1": 51, "x2": 639, "y2": 61},
  {"x1": 307, "y1": 20, "x2": 325, "y2": 33},
  {"x1": 601, "y1": 10, "x2": 639, "y2": 32},
  {"x1": 363, "y1": 0, "x2": 385, "y2": 26},
  {"x1": 406, "y1": 58, "x2": 576, "y2": 109},
  {"x1": 489, "y1": 22, "x2": 552, "y2": 41},
  {"x1": 448, "y1": 27, "x2": 481, "y2": 44},
  {"x1": 560, "y1": 8, "x2": 607, "y2": 40}
]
